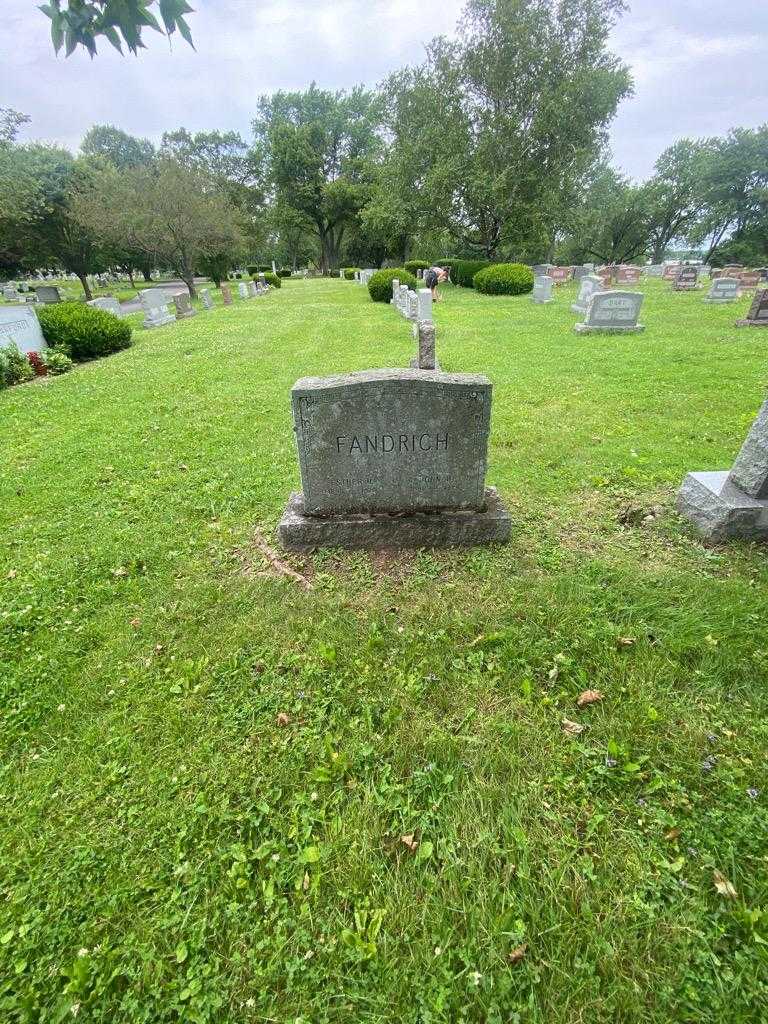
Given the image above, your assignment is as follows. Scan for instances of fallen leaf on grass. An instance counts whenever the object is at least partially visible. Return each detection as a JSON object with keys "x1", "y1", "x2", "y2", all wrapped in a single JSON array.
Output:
[
  {"x1": 276, "y1": 712, "x2": 291, "y2": 727},
  {"x1": 561, "y1": 719, "x2": 585, "y2": 736},
  {"x1": 577, "y1": 689, "x2": 603, "y2": 708},
  {"x1": 664, "y1": 828, "x2": 680, "y2": 842},
  {"x1": 7, "y1": 569, "x2": 17, "y2": 580},
  {"x1": 617, "y1": 636, "x2": 636, "y2": 647},
  {"x1": 302, "y1": 871, "x2": 310, "y2": 892},
  {"x1": 129, "y1": 618, "x2": 141, "y2": 629},
  {"x1": 508, "y1": 944, "x2": 527, "y2": 964},
  {"x1": 713, "y1": 869, "x2": 738, "y2": 899},
  {"x1": 400, "y1": 833, "x2": 418, "y2": 852}
]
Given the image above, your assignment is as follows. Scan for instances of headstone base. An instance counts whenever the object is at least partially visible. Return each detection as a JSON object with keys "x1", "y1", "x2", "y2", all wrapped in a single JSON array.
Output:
[
  {"x1": 143, "y1": 313, "x2": 175, "y2": 329},
  {"x1": 277, "y1": 487, "x2": 511, "y2": 551},
  {"x1": 570, "y1": 303, "x2": 587, "y2": 314},
  {"x1": 409, "y1": 356, "x2": 441, "y2": 371},
  {"x1": 574, "y1": 323, "x2": 645, "y2": 334},
  {"x1": 735, "y1": 319, "x2": 768, "y2": 328},
  {"x1": 532, "y1": 297, "x2": 553, "y2": 305},
  {"x1": 705, "y1": 297, "x2": 737, "y2": 304},
  {"x1": 677, "y1": 470, "x2": 768, "y2": 542},
  {"x1": 175, "y1": 309, "x2": 197, "y2": 320}
]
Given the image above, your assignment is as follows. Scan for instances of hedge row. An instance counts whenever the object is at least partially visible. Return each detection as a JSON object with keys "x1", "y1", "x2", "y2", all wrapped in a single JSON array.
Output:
[
  {"x1": 38, "y1": 302, "x2": 133, "y2": 360},
  {"x1": 473, "y1": 263, "x2": 534, "y2": 295},
  {"x1": 367, "y1": 268, "x2": 417, "y2": 303},
  {"x1": 450, "y1": 259, "x2": 492, "y2": 287}
]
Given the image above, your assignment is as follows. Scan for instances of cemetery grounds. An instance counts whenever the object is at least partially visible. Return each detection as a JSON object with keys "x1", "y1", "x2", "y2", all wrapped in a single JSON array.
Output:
[{"x1": 1, "y1": 276, "x2": 767, "y2": 1022}]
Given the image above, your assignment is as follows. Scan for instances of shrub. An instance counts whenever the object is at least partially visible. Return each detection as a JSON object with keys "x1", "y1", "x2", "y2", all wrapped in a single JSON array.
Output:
[
  {"x1": 0, "y1": 343, "x2": 35, "y2": 387},
  {"x1": 37, "y1": 302, "x2": 132, "y2": 361},
  {"x1": 367, "y1": 268, "x2": 418, "y2": 303},
  {"x1": 43, "y1": 347, "x2": 74, "y2": 375},
  {"x1": 404, "y1": 260, "x2": 431, "y2": 275},
  {"x1": 451, "y1": 259, "x2": 492, "y2": 287},
  {"x1": 277, "y1": 269, "x2": 291, "y2": 278},
  {"x1": 27, "y1": 351, "x2": 47, "y2": 376},
  {"x1": 262, "y1": 272, "x2": 281, "y2": 289},
  {"x1": 343, "y1": 267, "x2": 361, "y2": 280},
  {"x1": 474, "y1": 262, "x2": 535, "y2": 296}
]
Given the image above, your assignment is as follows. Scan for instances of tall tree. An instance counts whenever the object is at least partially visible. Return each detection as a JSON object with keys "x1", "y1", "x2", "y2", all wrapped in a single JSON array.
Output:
[
  {"x1": 40, "y1": 0, "x2": 194, "y2": 58},
  {"x1": 642, "y1": 139, "x2": 711, "y2": 262},
  {"x1": 0, "y1": 108, "x2": 31, "y2": 145},
  {"x1": 253, "y1": 85, "x2": 381, "y2": 273},
  {"x1": 381, "y1": 0, "x2": 632, "y2": 260},
  {"x1": 559, "y1": 163, "x2": 651, "y2": 264},
  {"x1": 81, "y1": 125, "x2": 156, "y2": 170},
  {"x1": 71, "y1": 158, "x2": 243, "y2": 298}
]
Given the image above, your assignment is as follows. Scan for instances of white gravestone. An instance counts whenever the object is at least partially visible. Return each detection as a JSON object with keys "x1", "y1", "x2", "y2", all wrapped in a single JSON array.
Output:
[
  {"x1": 0, "y1": 306, "x2": 46, "y2": 354},
  {"x1": 247, "y1": 280, "x2": 257, "y2": 298},
  {"x1": 139, "y1": 288, "x2": 175, "y2": 329},
  {"x1": 407, "y1": 292, "x2": 419, "y2": 321},
  {"x1": 238, "y1": 282, "x2": 248, "y2": 299},
  {"x1": 200, "y1": 288, "x2": 213, "y2": 309},
  {"x1": 574, "y1": 291, "x2": 645, "y2": 334},
  {"x1": 87, "y1": 297, "x2": 124, "y2": 318},
  {"x1": 705, "y1": 277, "x2": 739, "y2": 304},
  {"x1": 391, "y1": 279, "x2": 400, "y2": 305},
  {"x1": 339, "y1": 270, "x2": 344, "y2": 279},
  {"x1": 571, "y1": 274, "x2": 603, "y2": 314},
  {"x1": 532, "y1": 275, "x2": 554, "y2": 304},
  {"x1": 417, "y1": 288, "x2": 433, "y2": 323},
  {"x1": 3, "y1": 286, "x2": 20, "y2": 302}
]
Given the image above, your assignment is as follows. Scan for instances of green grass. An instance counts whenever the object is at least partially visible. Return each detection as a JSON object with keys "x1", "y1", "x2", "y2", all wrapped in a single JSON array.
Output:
[{"x1": 1, "y1": 277, "x2": 767, "y2": 1023}]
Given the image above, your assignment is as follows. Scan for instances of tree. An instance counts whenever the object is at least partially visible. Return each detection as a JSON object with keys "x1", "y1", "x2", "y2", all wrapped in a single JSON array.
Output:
[
  {"x1": 642, "y1": 139, "x2": 711, "y2": 262},
  {"x1": 253, "y1": 85, "x2": 381, "y2": 273},
  {"x1": 81, "y1": 125, "x2": 156, "y2": 170},
  {"x1": 40, "y1": 0, "x2": 194, "y2": 58},
  {"x1": 381, "y1": 0, "x2": 632, "y2": 260},
  {"x1": 71, "y1": 158, "x2": 243, "y2": 298},
  {"x1": 0, "y1": 108, "x2": 31, "y2": 145},
  {"x1": 559, "y1": 163, "x2": 651, "y2": 264}
]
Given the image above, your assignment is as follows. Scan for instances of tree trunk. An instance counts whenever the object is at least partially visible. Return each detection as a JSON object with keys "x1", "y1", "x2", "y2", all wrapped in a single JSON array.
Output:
[
  {"x1": 77, "y1": 273, "x2": 92, "y2": 301},
  {"x1": 142, "y1": 267, "x2": 153, "y2": 282},
  {"x1": 128, "y1": 268, "x2": 135, "y2": 287},
  {"x1": 183, "y1": 270, "x2": 197, "y2": 300}
]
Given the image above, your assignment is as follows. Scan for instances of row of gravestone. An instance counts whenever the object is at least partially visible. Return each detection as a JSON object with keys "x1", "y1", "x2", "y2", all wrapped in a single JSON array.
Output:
[{"x1": 140, "y1": 280, "x2": 270, "y2": 328}]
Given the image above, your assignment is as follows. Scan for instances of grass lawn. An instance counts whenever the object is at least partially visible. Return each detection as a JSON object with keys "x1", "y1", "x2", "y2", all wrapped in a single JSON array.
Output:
[{"x1": 1, "y1": 277, "x2": 767, "y2": 1023}]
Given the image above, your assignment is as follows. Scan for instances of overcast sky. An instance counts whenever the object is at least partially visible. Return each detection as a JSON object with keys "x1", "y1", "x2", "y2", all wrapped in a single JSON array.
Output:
[{"x1": 2, "y1": 0, "x2": 766, "y2": 180}]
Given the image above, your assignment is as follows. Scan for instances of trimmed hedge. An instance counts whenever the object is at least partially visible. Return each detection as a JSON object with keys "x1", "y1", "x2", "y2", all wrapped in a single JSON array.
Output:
[
  {"x1": 37, "y1": 302, "x2": 132, "y2": 361},
  {"x1": 343, "y1": 267, "x2": 361, "y2": 280},
  {"x1": 473, "y1": 263, "x2": 534, "y2": 296},
  {"x1": 367, "y1": 268, "x2": 417, "y2": 303},
  {"x1": 262, "y1": 272, "x2": 281, "y2": 289},
  {"x1": 404, "y1": 260, "x2": 431, "y2": 275},
  {"x1": 276, "y1": 269, "x2": 291, "y2": 278},
  {"x1": 451, "y1": 259, "x2": 492, "y2": 287}
]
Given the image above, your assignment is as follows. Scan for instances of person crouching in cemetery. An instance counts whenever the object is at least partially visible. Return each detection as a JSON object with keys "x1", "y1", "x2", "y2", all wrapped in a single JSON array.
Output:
[{"x1": 425, "y1": 266, "x2": 449, "y2": 301}]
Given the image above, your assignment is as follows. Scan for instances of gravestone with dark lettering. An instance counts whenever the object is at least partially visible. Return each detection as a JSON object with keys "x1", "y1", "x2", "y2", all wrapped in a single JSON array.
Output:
[
  {"x1": 0, "y1": 305, "x2": 46, "y2": 354},
  {"x1": 705, "y1": 277, "x2": 739, "y2": 303},
  {"x1": 574, "y1": 291, "x2": 645, "y2": 334},
  {"x1": 549, "y1": 266, "x2": 572, "y2": 285},
  {"x1": 277, "y1": 368, "x2": 511, "y2": 549},
  {"x1": 139, "y1": 288, "x2": 175, "y2": 328},
  {"x1": 532, "y1": 275, "x2": 554, "y2": 304},
  {"x1": 736, "y1": 288, "x2": 768, "y2": 327},
  {"x1": 173, "y1": 292, "x2": 196, "y2": 320},
  {"x1": 571, "y1": 273, "x2": 603, "y2": 314},
  {"x1": 738, "y1": 271, "x2": 760, "y2": 291},
  {"x1": 674, "y1": 266, "x2": 699, "y2": 291},
  {"x1": 221, "y1": 284, "x2": 232, "y2": 306},
  {"x1": 87, "y1": 296, "x2": 124, "y2": 318},
  {"x1": 678, "y1": 394, "x2": 768, "y2": 541},
  {"x1": 616, "y1": 266, "x2": 641, "y2": 284}
]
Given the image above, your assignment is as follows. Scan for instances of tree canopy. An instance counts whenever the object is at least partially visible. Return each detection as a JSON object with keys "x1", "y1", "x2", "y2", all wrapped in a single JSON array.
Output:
[{"x1": 40, "y1": 0, "x2": 194, "y2": 58}]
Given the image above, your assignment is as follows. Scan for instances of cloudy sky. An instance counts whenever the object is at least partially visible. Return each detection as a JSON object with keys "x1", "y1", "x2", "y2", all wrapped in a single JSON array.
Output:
[{"x1": 2, "y1": 0, "x2": 766, "y2": 180}]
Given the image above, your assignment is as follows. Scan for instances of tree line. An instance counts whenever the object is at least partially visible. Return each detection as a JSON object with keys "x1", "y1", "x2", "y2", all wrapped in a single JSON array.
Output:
[{"x1": 3, "y1": 0, "x2": 767, "y2": 300}]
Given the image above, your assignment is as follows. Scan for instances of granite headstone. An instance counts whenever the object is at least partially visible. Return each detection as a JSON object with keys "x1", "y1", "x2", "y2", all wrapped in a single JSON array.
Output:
[
  {"x1": 0, "y1": 305, "x2": 46, "y2": 354},
  {"x1": 574, "y1": 291, "x2": 645, "y2": 334}
]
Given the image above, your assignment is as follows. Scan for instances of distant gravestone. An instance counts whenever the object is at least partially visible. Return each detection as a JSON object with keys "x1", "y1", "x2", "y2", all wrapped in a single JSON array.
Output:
[
  {"x1": 705, "y1": 277, "x2": 739, "y2": 303},
  {"x1": 247, "y1": 280, "x2": 257, "y2": 298},
  {"x1": 736, "y1": 288, "x2": 768, "y2": 328},
  {"x1": 391, "y1": 278, "x2": 400, "y2": 305},
  {"x1": 36, "y1": 286, "x2": 61, "y2": 304},
  {"x1": 398, "y1": 285, "x2": 410, "y2": 316},
  {"x1": 644, "y1": 264, "x2": 663, "y2": 277},
  {"x1": 532, "y1": 275, "x2": 554, "y2": 304},
  {"x1": 410, "y1": 322, "x2": 438, "y2": 371},
  {"x1": 662, "y1": 264, "x2": 679, "y2": 281},
  {"x1": 200, "y1": 288, "x2": 213, "y2": 309},
  {"x1": 596, "y1": 267, "x2": 614, "y2": 287},
  {"x1": 674, "y1": 266, "x2": 699, "y2": 291},
  {"x1": 739, "y1": 271, "x2": 761, "y2": 291},
  {"x1": 272, "y1": 261, "x2": 277, "y2": 274},
  {"x1": 407, "y1": 292, "x2": 419, "y2": 321},
  {"x1": 87, "y1": 296, "x2": 123, "y2": 318},
  {"x1": 173, "y1": 292, "x2": 196, "y2": 320},
  {"x1": 532, "y1": 264, "x2": 550, "y2": 277},
  {"x1": 616, "y1": 266, "x2": 641, "y2": 284},
  {"x1": 139, "y1": 288, "x2": 175, "y2": 329},
  {"x1": 549, "y1": 266, "x2": 571, "y2": 285},
  {"x1": 221, "y1": 284, "x2": 233, "y2": 306},
  {"x1": 571, "y1": 273, "x2": 603, "y2": 314},
  {"x1": 417, "y1": 288, "x2": 433, "y2": 323},
  {"x1": 277, "y1": 368, "x2": 511, "y2": 549},
  {"x1": 3, "y1": 285, "x2": 20, "y2": 302},
  {"x1": 0, "y1": 305, "x2": 46, "y2": 354},
  {"x1": 339, "y1": 270, "x2": 344, "y2": 279},
  {"x1": 572, "y1": 266, "x2": 587, "y2": 281},
  {"x1": 678, "y1": 394, "x2": 768, "y2": 541},
  {"x1": 574, "y1": 290, "x2": 645, "y2": 334},
  {"x1": 238, "y1": 282, "x2": 248, "y2": 300}
]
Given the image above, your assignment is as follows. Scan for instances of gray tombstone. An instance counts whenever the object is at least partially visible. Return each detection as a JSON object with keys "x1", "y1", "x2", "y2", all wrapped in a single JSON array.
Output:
[
  {"x1": 173, "y1": 292, "x2": 196, "y2": 320},
  {"x1": 390, "y1": 279, "x2": 400, "y2": 305},
  {"x1": 398, "y1": 284, "x2": 410, "y2": 316},
  {"x1": 36, "y1": 286, "x2": 62, "y2": 304},
  {"x1": 277, "y1": 368, "x2": 511, "y2": 549},
  {"x1": 0, "y1": 305, "x2": 46, "y2": 354},
  {"x1": 644, "y1": 264, "x2": 663, "y2": 277},
  {"x1": 407, "y1": 292, "x2": 419, "y2": 321},
  {"x1": 705, "y1": 277, "x2": 739, "y2": 304},
  {"x1": 532, "y1": 275, "x2": 554, "y2": 304},
  {"x1": 674, "y1": 266, "x2": 699, "y2": 291},
  {"x1": 238, "y1": 282, "x2": 248, "y2": 300},
  {"x1": 3, "y1": 285, "x2": 20, "y2": 302},
  {"x1": 678, "y1": 395, "x2": 768, "y2": 541},
  {"x1": 87, "y1": 296, "x2": 123, "y2": 318},
  {"x1": 247, "y1": 280, "x2": 257, "y2": 298},
  {"x1": 200, "y1": 288, "x2": 213, "y2": 310},
  {"x1": 571, "y1": 274, "x2": 603, "y2": 314},
  {"x1": 736, "y1": 288, "x2": 768, "y2": 327},
  {"x1": 410, "y1": 322, "x2": 439, "y2": 371},
  {"x1": 574, "y1": 290, "x2": 645, "y2": 334},
  {"x1": 572, "y1": 266, "x2": 587, "y2": 281},
  {"x1": 417, "y1": 288, "x2": 433, "y2": 323},
  {"x1": 139, "y1": 288, "x2": 175, "y2": 329},
  {"x1": 221, "y1": 284, "x2": 233, "y2": 306}
]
